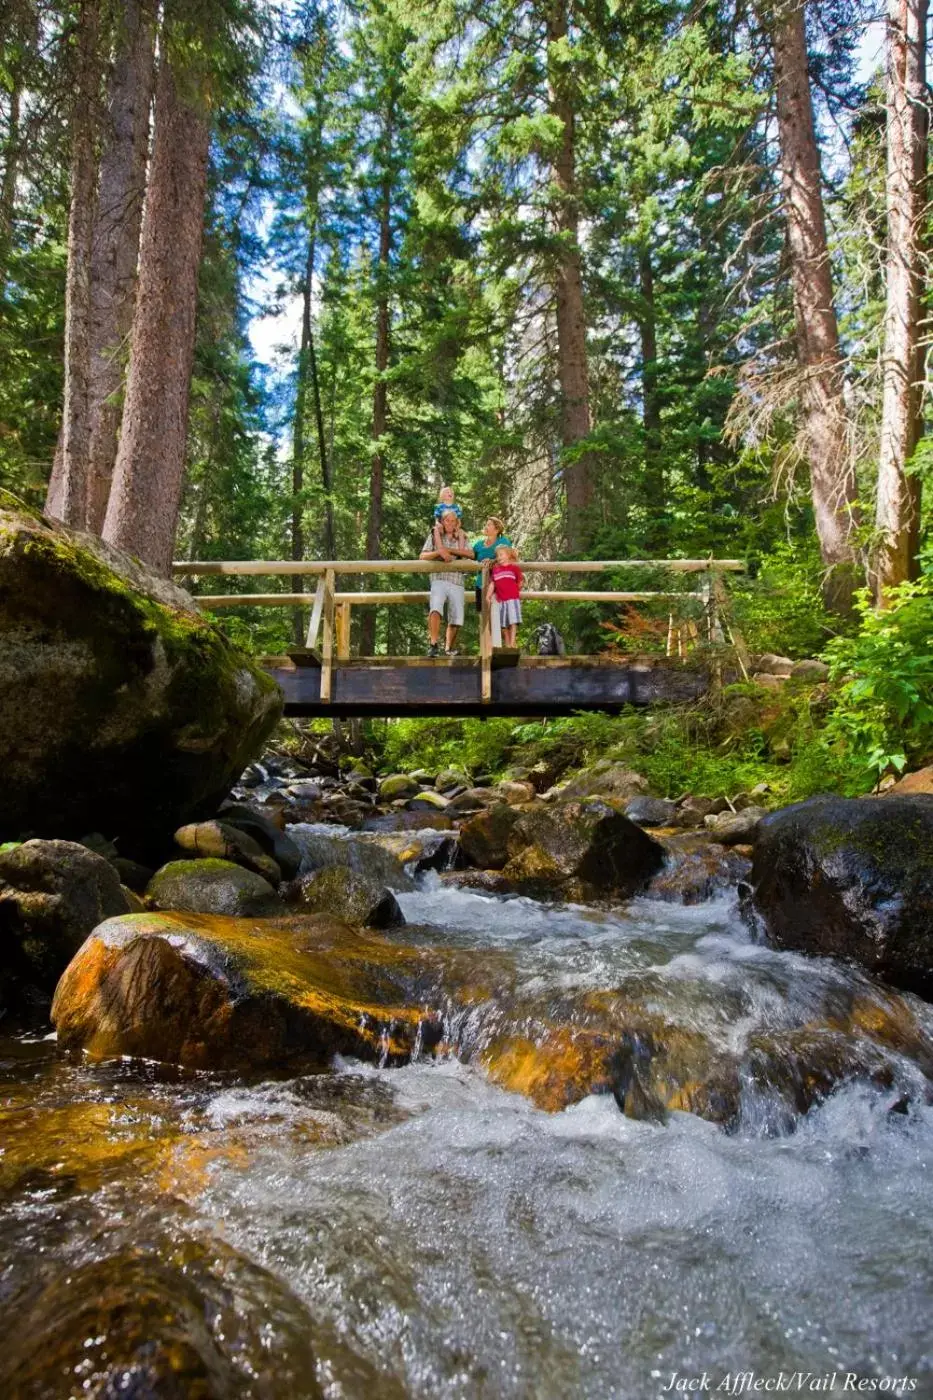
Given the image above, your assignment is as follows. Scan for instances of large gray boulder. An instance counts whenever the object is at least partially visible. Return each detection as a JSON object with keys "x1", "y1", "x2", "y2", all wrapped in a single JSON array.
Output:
[
  {"x1": 749, "y1": 795, "x2": 933, "y2": 999},
  {"x1": 0, "y1": 839, "x2": 130, "y2": 1007},
  {"x1": 0, "y1": 493, "x2": 282, "y2": 855}
]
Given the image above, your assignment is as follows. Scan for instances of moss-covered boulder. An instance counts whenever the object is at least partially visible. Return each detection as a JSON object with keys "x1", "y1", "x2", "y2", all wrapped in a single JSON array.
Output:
[
  {"x1": 146, "y1": 859, "x2": 283, "y2": 917},
  {"x1": 0, "y1": 839, "x2": 130, "y2": 1011},
  {"x1": 0, "y1": 493, "x2": 282, "y2": 855},
  {"x1": 51, "y1": 911, "x2": 443, "y2": 1069},
  {"x1": 750, "y1": 796, "x2": 933, "y2": 998},
  {"x1": 378, "y1": 773, "x2": 420, "y2": 802}
]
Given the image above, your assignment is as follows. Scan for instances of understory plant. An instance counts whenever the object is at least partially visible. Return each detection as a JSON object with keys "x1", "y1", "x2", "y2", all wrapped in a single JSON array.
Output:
[{"x1": 823, "y1": 581, "x2": 933, "y2": 783}]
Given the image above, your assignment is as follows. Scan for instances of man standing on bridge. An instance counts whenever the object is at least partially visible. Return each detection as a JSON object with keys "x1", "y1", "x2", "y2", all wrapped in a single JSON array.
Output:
[{"x1": 421, "y1": 509, "x2": 474, "y2": 657}]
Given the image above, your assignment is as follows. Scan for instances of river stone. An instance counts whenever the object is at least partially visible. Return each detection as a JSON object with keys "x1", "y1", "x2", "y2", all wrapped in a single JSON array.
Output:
[
  {"x1": 51, "y1": 912, "x2": 440, "y2": 1069},
  {"x1": 499, "y1": 799, "x2": 664, "y2": 898},
  {"x1": 216, "y1": 803, "x2": 302, "y2": 879},
  {"x1": 0, "y1": 839, "x2": 130, "y2": 1005},
  {"x1": 0, "y1": 493, "x2": 282, "y2": 855},
  {"x1": 435, "y1": 768, "x2": 470, "y2": 794},
  {"x1": 705, "y1": 807, "x2": 767, "y2": 844},
  {"x1": 750, "y1": 795, "x2": 933, "y2": 999},
  {"x1": 790, "y1": 658, "x2": 829, "y2": 680},
  {"x1": 754, "y1": 652, "x2": 795, "y2": 676},
  {"x1": 0, "y1": 1244, "x2": 324, "y2": 1400},
  {"x1": 645, "y1": 836, "x2": 751, "y2": 904},
  {"x1": 378, "y1": 774, "x2": 421, "y2": 802},
  {"x1": 458, "y1": 803, "x2": 524, "y2": 869},
  {"x1": 293, "y1": 866, "x2": 405, "y2": 927},
  {"x1": 884, "y1": 765, "x2": 933, "y2": 796},
  {"x1": 146, "y1": 859, "x2": 283, "y2": 917},
  {"x1": 496, "y1": 780, "x2": 536, "y2": 805},
  {"x1": 624, "y1": 796, "x2": 677, "y2": 827},
  {"x1": 408, "y1": 790, "x2": 450, "y2": 812},
  {"x1": 556, "y1": 763, "x2": 648, "y2": 803},
  {"x1": 174, "y1": 821, "x2": 282, "y2": 885},
  {"x1": 446, "y1": 787, "x2": 497, "y2": 816}
]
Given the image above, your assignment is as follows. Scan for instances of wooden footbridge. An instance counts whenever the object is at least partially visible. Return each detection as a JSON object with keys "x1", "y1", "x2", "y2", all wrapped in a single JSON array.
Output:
[{"x1": 172, "y1": 558, "x2": 747, "y2": 717}]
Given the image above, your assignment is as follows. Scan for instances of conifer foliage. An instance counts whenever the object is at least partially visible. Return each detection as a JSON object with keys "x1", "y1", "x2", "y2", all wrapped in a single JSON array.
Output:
[{"x1": 0, "y1": 0, "x2": 928, "y2": 613}]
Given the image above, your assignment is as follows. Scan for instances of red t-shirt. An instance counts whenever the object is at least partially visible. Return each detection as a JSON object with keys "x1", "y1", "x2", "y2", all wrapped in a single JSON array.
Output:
[{"x1": 491, "y1": 563, "x2": 523, "y2": 601}]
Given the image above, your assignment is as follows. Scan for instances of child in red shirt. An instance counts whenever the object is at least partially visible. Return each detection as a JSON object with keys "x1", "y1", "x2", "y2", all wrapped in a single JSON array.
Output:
[{"x1": 487, "y1": 545, "x2": 523, "y2": 647}]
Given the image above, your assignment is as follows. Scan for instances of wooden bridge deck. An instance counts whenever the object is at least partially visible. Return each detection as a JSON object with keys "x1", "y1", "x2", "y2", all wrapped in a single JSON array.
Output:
[{"x1": 265, "y1": 654, "x2": 714, "y2": 717}]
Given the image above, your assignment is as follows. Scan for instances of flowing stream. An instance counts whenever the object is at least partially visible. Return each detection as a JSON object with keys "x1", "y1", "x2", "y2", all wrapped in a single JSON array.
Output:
[{"x1": 1, "y1": 832, "x2": 932, "y2": 1398}]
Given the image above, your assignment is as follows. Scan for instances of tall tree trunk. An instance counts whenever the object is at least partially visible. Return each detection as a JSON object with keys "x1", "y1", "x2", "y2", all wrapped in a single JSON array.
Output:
[
  {"x1": 545, "y1": 0, "x2": 593, "y2": 554},
  {"x1": 771, "y1": 0, "x2": 860, "y2": 610},
  {"x1": 86, "y1": 0, "x2": 156, "y2": 533},
  {"x1": 360, "y1": 143, "x2": 393, "y2": 657},
  {"x1": 291, "y1": 233, "x2": 313, "y2": 645},
  {"x1": 310, "y1": 328, "x2": 335, "y2": 557},
  {"x1": 0, "y1": 65, "x2": 22, "y2": 285},
  {"x1": 875, "y1": 0, "x2": 928, "y2": 600},
  {"x1": 55, "y1": 0, "x2": 103, "y2": 527},
  {"x1": 638, "y1": 246, "x2": 665, "y2": 550},
  {"x1": 102, "y1": 44, "x2": 211, "y2": 573}
]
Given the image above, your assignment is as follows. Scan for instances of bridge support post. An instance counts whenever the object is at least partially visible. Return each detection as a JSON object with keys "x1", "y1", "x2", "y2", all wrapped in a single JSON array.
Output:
[
  {"x1": 336, "y1": 602, "x2": 351, "y2": 660},
  {"x1": 305, "y1": 578, "x2": 325, "y2": 649},
  {"x1": 480, "y1": 564, "x2": 492, "y2": 703},
  {"x1": 320, "y1": 568, "x2": 336, "y2": 703}
]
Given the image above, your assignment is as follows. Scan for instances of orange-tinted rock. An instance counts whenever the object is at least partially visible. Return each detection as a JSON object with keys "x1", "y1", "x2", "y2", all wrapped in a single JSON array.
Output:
[
  {"x1": 51, "y1": 912, "x2": 440, "y2": 1070},
  {"x1": 885, "y1": 765, "x2": 933, "y2": 796}
]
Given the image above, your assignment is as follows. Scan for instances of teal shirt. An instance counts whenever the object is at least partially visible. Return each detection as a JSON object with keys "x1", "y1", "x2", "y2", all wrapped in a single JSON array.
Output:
[{"x1": 473, "y1": 534, "x2": 512, "y2": 589}]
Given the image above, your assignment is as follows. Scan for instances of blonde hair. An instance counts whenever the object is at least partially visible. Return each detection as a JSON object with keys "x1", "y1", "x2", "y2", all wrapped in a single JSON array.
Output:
[
  {"x1": 495, "y1": 543, "x2": 518, "y2": 562},
  {"x1": 437, "y1": 484, "x2": 455, "y2": 501}
]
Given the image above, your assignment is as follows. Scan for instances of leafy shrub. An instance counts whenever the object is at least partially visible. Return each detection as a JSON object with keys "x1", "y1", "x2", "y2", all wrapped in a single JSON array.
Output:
[
  {"x1": 730, "y1": 540, "x2": 846, "y2": 659},
  {"x1": 823, "y1": 581, "x2": 933, "y2": 781}
]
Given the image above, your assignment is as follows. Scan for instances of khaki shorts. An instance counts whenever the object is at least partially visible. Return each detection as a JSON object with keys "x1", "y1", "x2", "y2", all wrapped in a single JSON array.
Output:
[{"x1": 429, "y1": 579, "x2": 465, "y2": 626}]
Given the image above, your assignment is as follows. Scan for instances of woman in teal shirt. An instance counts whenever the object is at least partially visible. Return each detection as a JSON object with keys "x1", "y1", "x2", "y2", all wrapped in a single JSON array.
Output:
[{"x1": 472, "y1": 515, "x2": 512, "y2": 612}]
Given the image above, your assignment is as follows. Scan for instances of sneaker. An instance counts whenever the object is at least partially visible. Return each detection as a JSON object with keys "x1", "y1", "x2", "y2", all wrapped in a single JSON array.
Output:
[
  {"x1": 445, "y1": 647, "x2": 459, "y2": 657},
  {"x1": 428, "y1": 642, "x2": 440, "y2": 657}
]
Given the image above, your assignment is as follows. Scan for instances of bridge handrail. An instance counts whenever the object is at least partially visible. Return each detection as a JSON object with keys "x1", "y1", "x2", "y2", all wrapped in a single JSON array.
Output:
[
  {"x1": 171, "y1": 556, "x2": 749, "y2": 699},
  {"x1": 172, "y1": 557, "x2": 746, "y2": 576}
]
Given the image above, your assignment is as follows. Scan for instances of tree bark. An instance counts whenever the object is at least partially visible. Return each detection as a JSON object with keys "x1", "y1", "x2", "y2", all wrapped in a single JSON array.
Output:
[
  {"x1": 86, "y1": 0, "x2": 156, "y2": 533},
  {"x1": 0, "y1": 61, "x2": 22, "y2": 285},
  {"x1": 291, "y1": 231, "x2": 313, "y2": 645},
  {"x1": 874, "y1": 0, "x2": 928, "y2": 600},
  {"x1": 771, "y1": 0, "x2": 860, "y2": 609},
  {"x1": 55, "y1": 0, "x2": 104, "y2": 527},
  {"x1": 545, "y1": 0, "x2": 593, "y2": 554},
  {"x1": 638, "y1": 246, "x2": 665, "y2": 550},
  {"x1": 360, "y1": 127, "x2": 393, "y2": 657},
  {"x1": 102, "y1": 45, "x2": 211, "y2": 573}
]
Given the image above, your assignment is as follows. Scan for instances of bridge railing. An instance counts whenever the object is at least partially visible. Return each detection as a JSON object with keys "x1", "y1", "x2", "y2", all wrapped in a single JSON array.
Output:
[{"x1": 173, "y1": 557, "x2": 748, "y2": 703}]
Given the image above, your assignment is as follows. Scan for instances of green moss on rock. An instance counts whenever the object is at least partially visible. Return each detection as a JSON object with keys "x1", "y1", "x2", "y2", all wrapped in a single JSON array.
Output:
[{"x1": 0, "y1": 498, "x2": 282, "y2": 856}]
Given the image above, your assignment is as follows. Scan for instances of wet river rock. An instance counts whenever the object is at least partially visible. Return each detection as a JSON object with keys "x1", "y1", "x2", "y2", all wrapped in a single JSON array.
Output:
[
  {"x1": 146, "y1": 859, "x2": 284, "y2": 917},
  {"x1": 0, "y1": 493, "x2": 282, "y2": 856},
  {"x1": 51, "y1": 912, "x2": 444, "y2": 1070},
  {"x1": 0, "y1": 839, "x2": 130, "y2": 1011},
  {"x1": 291, "y1": 866, "x2": 405, "y2": 928},
  {"x1": 49, "y1": 908, "x2": 933, "y2": 1125},
  {"x1": 459, "y1": 799, "x2": 664, "y2": 899},
  {"x1": 750, "y1": 795, "x2": 933, "y2": 999}
]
